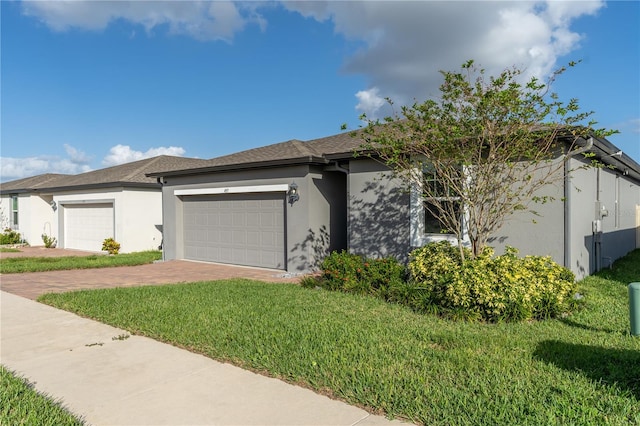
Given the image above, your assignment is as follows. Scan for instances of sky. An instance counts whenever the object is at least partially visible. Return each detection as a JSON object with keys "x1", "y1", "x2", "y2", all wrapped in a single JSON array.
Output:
[{"x1": 1, "y1": 0, "x2": 639, "y2": 182}]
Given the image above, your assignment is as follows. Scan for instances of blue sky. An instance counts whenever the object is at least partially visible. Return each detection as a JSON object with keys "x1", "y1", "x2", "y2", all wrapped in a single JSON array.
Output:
[{"x1": 1, "y1": 1, "x2": 638, "y2": 181}]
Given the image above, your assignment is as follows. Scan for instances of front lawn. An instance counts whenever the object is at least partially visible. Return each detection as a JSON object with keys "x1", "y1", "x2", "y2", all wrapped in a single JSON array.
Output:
[
  {"x1": 0, "y1": 247, "x2": 21, "y2": 253},
  {"x1": 39, "y1": 250, "x2": 640, "y2": 425},
  {"x1": 0, "y1": 251, "x2": 162, "y2": 274},
  {"x1": 0, "y1": 366, "x2": 84, "y2": 425}
]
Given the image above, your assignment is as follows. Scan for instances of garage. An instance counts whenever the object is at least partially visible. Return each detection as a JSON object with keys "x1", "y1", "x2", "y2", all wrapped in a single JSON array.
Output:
[
  {"x1": 63, "y1": 203, "x2": 114, "y2": 252},
  {"x1": 182, "y1": 193, "x2": 286, "y2": 269}
]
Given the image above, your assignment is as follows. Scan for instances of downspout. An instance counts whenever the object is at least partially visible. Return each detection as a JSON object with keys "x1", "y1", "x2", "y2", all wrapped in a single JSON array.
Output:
[
  {"x1": 565, "y1": 136, "x2": 594, "y2": 160},
  {"x1": 563, "y1": 158, "x2": 571, "y2": 272},
  {"x1": 595, "y1": 167, "x2": 601, "y2": 273},
  {"x1": 324, "y1": 162, "x2": 349, "y2": 174},
  {"x1": 157, "y1": 177, "x2": 166, "y2": 262}
]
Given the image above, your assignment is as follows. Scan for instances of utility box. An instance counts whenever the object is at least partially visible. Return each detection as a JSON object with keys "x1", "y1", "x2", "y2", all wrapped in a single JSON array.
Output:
[{"x1": 630, "y1": 283, "x2": 640, "y2": 336}]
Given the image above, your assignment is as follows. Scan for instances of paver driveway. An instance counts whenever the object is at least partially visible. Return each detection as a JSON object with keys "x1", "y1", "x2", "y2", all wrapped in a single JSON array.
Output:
[{"x1": 0, "y1": 247, "x2": 300, "y2": 300}]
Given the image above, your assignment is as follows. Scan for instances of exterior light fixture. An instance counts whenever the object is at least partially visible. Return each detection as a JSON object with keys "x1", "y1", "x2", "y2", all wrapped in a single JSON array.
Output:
[
  {"x1": 50, "y1": 200, "x2": 57, "y2": 211},
  {"x1": 288, "y1": 182, "x2": 299, "y2": 205}
]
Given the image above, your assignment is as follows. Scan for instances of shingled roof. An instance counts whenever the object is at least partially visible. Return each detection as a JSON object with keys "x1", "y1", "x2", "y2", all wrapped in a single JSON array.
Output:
[
  {"x1": 147, "y1": 131, "x2": 365, "y2": 178},
  {"x1": 0, "y1": 173, "x2": 71, "y2": 193},
  {"x1": 1, "y1": 156, "x2": 211, "y2": 194}
]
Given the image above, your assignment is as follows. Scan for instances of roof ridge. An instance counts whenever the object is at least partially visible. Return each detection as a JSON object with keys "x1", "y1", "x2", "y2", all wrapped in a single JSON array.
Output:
[
  {"x1": 120, "y1": 156, "x2": 163, "y2": 182},
  {"x1": 290, "y1": 139, "x2": 321, "y2": 157}
]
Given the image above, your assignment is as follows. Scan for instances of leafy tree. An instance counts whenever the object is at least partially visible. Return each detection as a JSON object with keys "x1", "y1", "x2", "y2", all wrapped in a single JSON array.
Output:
[{"x1": 358, "y1": 60, "x2": 615, "y2": 260}]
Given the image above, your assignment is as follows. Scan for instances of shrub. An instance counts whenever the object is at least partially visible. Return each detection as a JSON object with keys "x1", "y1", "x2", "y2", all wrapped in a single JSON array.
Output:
[
  {"x1": 102, "y1": 238, "x2": 121, "y2": 255},
  {"x1": 299, "y1": 275, "x2": 322, "y2": 289},
  {"x1": 41, "y1": 234, "x2": 57, "y2": 248},
  {"x1": 316, "y1": 250, "x2": 406, "y2": 298},
  {"x1": 0, "y1": 228, "x2": 22, "y2": 245},
  {"x1": 409, "y1": 243, "x2": 577, "y2": 322}
]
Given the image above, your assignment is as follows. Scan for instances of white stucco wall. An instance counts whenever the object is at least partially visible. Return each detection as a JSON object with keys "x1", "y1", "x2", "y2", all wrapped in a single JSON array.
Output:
[
  {"x1": 0, "y1": 194, "x2": 55, "y2": 246},
  {"x1": 0, "y1": 195, "x2": 13, "y2": 230},
  {"x1": 52, "y1": 187, "x2": 161, "y2": 253},
  {"x1": 119, "y1": 188, "x2": 163, "y2": 252}
]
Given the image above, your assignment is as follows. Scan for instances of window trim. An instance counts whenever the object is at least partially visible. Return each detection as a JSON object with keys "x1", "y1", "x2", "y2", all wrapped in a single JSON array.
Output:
[
  {"x1": 410, "y1": 164, "x2": 470, "y2": 248},
  {"x1": 10, "y1": 195, "x2": 18, "y2": 228}
]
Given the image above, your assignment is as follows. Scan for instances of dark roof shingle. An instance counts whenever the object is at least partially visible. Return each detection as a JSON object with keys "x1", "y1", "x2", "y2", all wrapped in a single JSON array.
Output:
[
  {"x1": 0, "y1": 173, "x2": 70, "y2": 192},
  {"x1": 147, "y1": 132, "x2": 365, "y2": 177},
  {"x1": 1, "y1": 156, "x2": 211, "y2": 193}
]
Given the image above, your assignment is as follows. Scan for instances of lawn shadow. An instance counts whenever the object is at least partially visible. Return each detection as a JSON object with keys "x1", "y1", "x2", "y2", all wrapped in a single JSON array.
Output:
[
  {"x1": 558, "y1": 317, "x2": 621, "y2": 334},
  {"x1": 533, "y1": 340, "x2": 640, "y2": 400}
]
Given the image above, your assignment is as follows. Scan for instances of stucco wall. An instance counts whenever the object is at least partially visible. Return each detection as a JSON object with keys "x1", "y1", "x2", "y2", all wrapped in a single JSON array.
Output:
[
  {"x1": 0, "y1": 194, "x2": 55, "y2": 246},
  {"x1": 567, "y1": 157, "x2": 640, "y2": 278},
  {"x1": 160, "y1": 165, "x2": 340, "y2": 272},
  {"x1": 567, "y1": 158, "x2": 598, "y2": 279},
  {"x1": 347, "y1": 158, "x2": 411, "y2": 261},
  {"x1": 52, "y1": 187, "x2": 161, "y2": 253},
  {"x1": 0, "y1": 196, "x2": 11, "y2": 230},
  {"x1": 487, "y1": 159, "x2": 566, "y2": 266},
  {"x1": 119, "y1": 188, "x2": 163, "y2": 252}
]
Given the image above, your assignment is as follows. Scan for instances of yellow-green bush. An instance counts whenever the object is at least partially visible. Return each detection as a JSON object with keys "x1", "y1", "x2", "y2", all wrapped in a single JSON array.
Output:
[
  {"x1": 409, "y1": 242, "x2": 577, "y2": 322},
  {"x1": 101, "y1": 238, "x2": 121, "y2": 255}
]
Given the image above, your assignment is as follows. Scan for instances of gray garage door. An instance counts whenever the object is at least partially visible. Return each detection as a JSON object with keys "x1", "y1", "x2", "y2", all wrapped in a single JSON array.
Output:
[{"x1": 183, "y1": 193, "x2": 286, "y2": 269}]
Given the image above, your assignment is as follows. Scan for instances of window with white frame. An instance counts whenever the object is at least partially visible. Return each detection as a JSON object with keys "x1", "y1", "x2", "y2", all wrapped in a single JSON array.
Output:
[
  {"x1": 410, "y1": 164, "x2": 468, "y2": 247},
  {"x1": 10, "y1": 195, "x2": 18, "y2": 228},
  {"x1": 422, "y1": 169, "x2": 462, "y2": 234}
]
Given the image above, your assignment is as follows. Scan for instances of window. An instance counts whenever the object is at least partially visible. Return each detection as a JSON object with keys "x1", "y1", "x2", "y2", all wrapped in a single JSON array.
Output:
[
  {"x1": 410, "y1": 163, "x2": 468, "y2": 248},
  {"x1": 10, "y1": 195, "x2": 18, "y2": 228},
  {"x1": 422, "y1": 168, "x2": 462, "y2": 235}
]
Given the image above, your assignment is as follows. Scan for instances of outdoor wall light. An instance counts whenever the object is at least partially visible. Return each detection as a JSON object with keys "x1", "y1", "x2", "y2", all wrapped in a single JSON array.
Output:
[
  {"x1": 288, "y1": 182, "x2": 299, "y2": 205},
  {"x1": 50, "y1": 200, "x2": 57, "y2": 211}
]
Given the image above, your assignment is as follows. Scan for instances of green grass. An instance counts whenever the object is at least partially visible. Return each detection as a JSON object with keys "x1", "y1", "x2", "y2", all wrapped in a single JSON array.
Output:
[
  {"x1": 0, "y1": 250, "x2": 162, "y2": 274},
  {"x1": 1, "y1": 366, "x2": 84, "y2": 425},
  {"x1": 0, "y1": 247, "x2": 21, "y2": 253},
  {"x1": 39, "y1": 250, "x2": 640, "y2": 425}
]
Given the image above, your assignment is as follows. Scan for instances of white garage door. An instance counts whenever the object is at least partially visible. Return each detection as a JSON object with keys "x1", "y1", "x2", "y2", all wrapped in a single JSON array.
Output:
[
  {"x1": 183, "y1": 193, "x2": 285, "y2": 269},
  {"x1": 64, "y1": 203, "x2": 114, "y2": 252}
]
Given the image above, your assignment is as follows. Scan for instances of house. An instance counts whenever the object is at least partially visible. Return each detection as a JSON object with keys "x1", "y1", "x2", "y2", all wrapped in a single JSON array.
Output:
[
  {"x1": 149, "y1": 131, "x2": 640, "y2": 280},
  {"x1": 0, "y1": 156, "x2": 209, "y2": 253}
]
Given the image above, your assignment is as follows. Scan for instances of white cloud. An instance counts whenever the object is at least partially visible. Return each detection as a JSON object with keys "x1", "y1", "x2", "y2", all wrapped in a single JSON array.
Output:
[
  {"x1": 21, "y1": 1, "x2": 606, "y2": 119},
  {"x1": 0, "y1": 144, "x2": 92, "y2": 182},
  {"x1": 21, "y1": 0, "x2": 266, "y2": 42},
  {"x1": 355, "y1": 87, "x2": 386, "y2": 119},
  {"x1": 102, "y1": 145, "x2": 186, "y2": 167},
  {"x1": 284, "y1": 1, "x2": 605, "y2": 114}
]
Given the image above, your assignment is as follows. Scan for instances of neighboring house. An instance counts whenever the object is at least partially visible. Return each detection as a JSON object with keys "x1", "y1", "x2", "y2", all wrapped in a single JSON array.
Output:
[
  {"x1": 0, "y1": 156, "x2": 209, "y2": 253},
  {"x1": 149, "y1": 131, "x2": 640, "y2": 279}
]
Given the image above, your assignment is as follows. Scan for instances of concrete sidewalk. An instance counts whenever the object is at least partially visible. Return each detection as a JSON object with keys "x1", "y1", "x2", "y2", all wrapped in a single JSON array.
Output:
[{"x1": 1, "y1": 291, "x2": 410, "y2": 426}]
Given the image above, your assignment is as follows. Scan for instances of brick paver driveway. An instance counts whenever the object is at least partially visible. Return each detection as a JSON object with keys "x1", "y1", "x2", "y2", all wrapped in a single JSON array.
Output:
[{"x1": 0, "y1": 247, "x2": 300, "y2": 300}]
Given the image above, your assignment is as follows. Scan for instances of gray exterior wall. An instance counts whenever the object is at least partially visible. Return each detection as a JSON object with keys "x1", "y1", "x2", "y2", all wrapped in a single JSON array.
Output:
[
  {"x1": 160, "y1": 151, "x2": 638, "y2": 278},
  {"x1": 487, "y1": 158, "x2": 566, "y2": 266},
  {"x1": 347, "y1": 158, "x2": 411, "y2": 261},
  {"x1": 568, "y1": 156, "x2": 640, "y2": 278},
  {"x1": 161, "y1": 165, "x2": 346, "y2": 273},
  {"x1": 346, "y1": 155, "x2": 639, "y2": 280}
]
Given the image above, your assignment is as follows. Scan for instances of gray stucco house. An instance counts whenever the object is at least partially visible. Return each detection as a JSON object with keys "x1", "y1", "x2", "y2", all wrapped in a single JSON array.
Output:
[{"x1": 148, "y1": 131, "x2": 640, "y2": 279}]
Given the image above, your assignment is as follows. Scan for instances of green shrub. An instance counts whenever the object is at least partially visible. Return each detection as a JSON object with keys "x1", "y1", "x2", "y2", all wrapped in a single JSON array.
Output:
[
  {"x1": 409, "y1": 243, "x2": 577, "y2": 322},
  {"x1": 299, "y1": 275, "x2": 322, "y2": 289},
  {"x1": 316, "y1": 250, "x2": 406, "y2": 298},
  {"x1": 0, "y1": 228, "x2": 22, "y2": 245},
  {"x1": 41, "y1": 234, "x2": 56, "y2": 248},
  {"x1": 101, "y1": 238, "x2": 121, "y2": 255}
]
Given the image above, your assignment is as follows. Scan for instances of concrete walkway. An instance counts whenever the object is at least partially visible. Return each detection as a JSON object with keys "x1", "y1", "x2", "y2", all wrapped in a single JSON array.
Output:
[{"x1": 1, "y1": 291, "x2": 410, "y2": 425}]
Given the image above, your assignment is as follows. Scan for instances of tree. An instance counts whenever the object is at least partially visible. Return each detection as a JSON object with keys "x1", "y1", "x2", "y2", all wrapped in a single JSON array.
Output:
[{"x1": 358, "y1": 60, "x2": 615, "y2": 260}]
